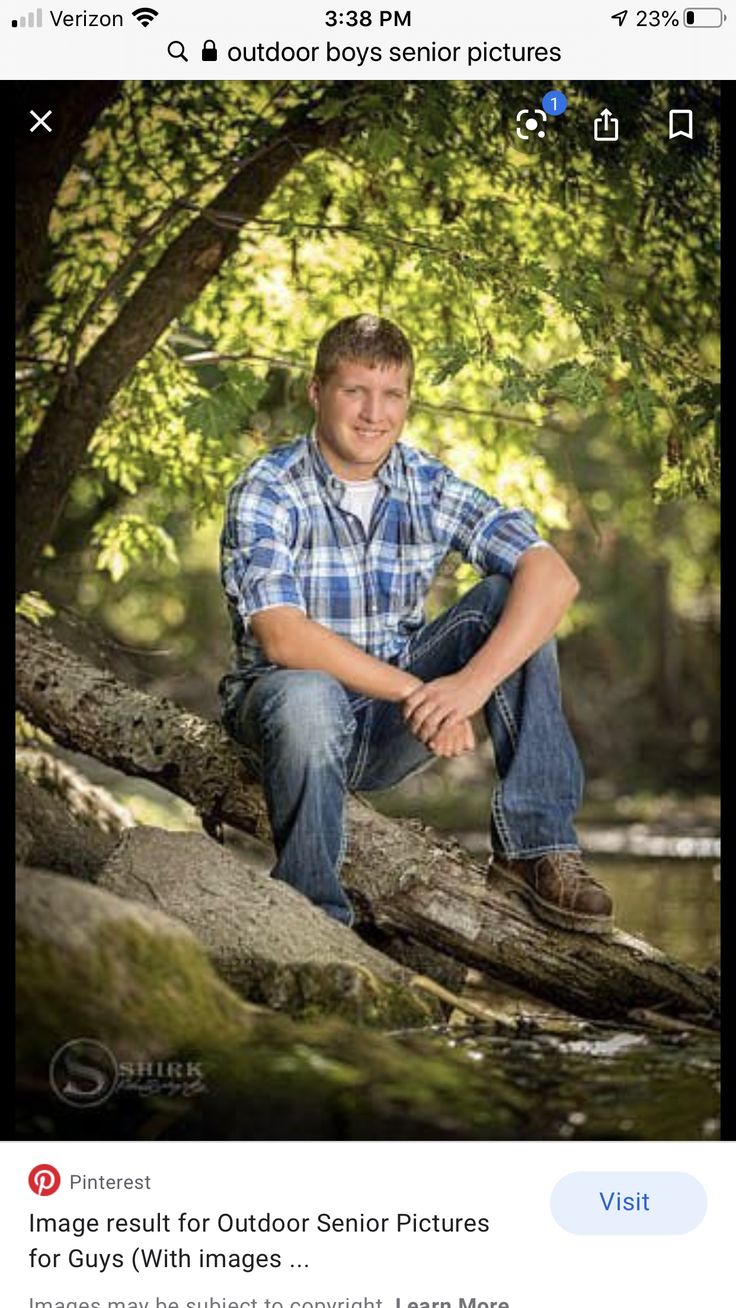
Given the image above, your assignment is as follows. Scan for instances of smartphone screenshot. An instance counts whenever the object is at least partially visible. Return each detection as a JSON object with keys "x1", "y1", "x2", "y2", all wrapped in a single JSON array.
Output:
[{"x1": 8, "y1": 4, "x2": 726, "y2": 1306}]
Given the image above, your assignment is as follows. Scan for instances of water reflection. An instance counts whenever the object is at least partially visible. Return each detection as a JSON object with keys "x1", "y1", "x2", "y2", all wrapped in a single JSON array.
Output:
[
  {"x1": 434, "y1": 854, "x2": 722, "y2": 1141},
  {"x1": 406, "y1": 1028, "x2": 721, "y2": 1141},
  {"x1": 593, "y1": 857, "x2": 720, "y2": 967}
]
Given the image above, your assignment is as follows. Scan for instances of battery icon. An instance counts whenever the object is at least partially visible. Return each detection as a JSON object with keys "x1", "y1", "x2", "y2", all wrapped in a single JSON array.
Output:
[{"x1": 683, "y1": 7, "x2": 724, "y2": 23}]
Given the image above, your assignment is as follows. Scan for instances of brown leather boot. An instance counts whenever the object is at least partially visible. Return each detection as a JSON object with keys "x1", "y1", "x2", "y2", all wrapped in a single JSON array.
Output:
[{"x1": 490, "y1": 850, "x2": 614, "y2": 934}]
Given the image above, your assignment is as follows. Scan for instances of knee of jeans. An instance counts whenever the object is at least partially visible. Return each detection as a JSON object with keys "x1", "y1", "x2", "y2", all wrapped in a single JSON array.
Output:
[
  {"x1": 474, "y1": 574, "x2": 511, "y2": 616},
  {"x1": 261, "y1": 671, "x2": 354, "y2": 759}
]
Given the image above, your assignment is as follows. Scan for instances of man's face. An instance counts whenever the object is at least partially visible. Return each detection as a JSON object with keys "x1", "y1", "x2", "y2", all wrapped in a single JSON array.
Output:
[{"x1": 308, "y1": 358, "x2": 411, "y2": 481}]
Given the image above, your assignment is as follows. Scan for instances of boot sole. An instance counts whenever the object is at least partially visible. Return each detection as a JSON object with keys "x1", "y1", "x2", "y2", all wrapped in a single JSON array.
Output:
[{"x1": 491, "y1": 862, "x2": 614, "y2": 936}]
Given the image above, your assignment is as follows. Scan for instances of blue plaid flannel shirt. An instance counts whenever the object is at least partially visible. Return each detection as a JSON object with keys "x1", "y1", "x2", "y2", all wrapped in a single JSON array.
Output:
[{"x1": 220, "y1": 433, "x2": 544, "y2": 691}]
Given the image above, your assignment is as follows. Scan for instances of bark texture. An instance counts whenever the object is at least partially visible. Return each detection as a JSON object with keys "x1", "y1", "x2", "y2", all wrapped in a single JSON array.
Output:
[{"x1": 16, "y1": 616, "x2": 720, "y2": 1028}]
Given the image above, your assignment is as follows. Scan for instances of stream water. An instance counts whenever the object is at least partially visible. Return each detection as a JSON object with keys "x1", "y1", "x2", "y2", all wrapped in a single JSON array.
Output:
[
  {"x1": 399, "y1": 855, "x2": 721, "y2": 1141},
  {"x1": 568, "y1": 855, "x2": 720, "y2": 969}
]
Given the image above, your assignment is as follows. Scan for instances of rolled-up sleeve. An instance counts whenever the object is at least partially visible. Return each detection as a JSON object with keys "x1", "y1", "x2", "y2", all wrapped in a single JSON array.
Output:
[
  {"x1": 435, "y1": 468, "x2": 545, "y2": 579},
  {"x1": 221, "y1": 477, "x2": 306, "y2": 627}
]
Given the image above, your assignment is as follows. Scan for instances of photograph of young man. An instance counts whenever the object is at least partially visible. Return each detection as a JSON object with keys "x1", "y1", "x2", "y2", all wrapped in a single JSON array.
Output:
[{"x1": 220, "y1": 313, "x2": 613, "y2": 934}]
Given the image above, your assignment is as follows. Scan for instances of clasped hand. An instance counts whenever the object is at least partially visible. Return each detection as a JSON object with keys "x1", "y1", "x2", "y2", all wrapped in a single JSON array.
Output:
[{"x1": 401, "y1": 672, "x2": 489, "y2": 759}]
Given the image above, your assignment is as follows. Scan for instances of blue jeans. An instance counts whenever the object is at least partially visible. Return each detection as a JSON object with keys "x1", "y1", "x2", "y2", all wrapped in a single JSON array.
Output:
[{"x1": 223, "y1": 578, "x2": 584, "y2": 926}]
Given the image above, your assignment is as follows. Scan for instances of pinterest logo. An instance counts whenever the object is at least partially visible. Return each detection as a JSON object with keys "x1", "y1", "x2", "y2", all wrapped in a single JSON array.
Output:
[{"x1": 28, "y1": 1164, "x2": 61, "y2": 1196}]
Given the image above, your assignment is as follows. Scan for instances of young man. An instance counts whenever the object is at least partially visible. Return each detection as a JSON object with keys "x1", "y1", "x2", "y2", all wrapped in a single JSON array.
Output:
[{"x1": 219, "y1": 314, "x2": 613, "y2": 934}]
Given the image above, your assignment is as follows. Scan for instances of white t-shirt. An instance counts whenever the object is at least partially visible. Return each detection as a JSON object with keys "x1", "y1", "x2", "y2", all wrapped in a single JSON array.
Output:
[
  {"x1": 338, "y1": 475, "x2": 550, "y2": 555},
  {"x1": 338, "y1": 477, "x2": 381, "y2": 535}
]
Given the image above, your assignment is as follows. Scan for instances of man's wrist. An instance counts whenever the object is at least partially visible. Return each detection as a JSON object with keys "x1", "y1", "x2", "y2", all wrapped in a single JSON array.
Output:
[
  {"x1": 395, "y1": 672, "x2": 423, "y2": 702},
  {"x1": 457, "y1": 661, "x2": 496, "y2": 700}
]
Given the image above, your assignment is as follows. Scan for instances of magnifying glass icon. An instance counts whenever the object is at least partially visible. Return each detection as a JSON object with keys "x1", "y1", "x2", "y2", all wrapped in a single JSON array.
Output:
[{"x1": 168, "y1": 40, "x2": 188, "y2": 61}]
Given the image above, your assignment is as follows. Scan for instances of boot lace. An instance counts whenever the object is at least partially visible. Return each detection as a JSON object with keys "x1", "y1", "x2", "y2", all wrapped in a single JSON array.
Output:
[{"x1": 546, "y1": 851, "x2": 586, "y2": 877}]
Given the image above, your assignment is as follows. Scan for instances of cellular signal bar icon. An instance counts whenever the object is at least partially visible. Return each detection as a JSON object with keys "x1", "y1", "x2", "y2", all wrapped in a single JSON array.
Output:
[{"x1": 12, "y1": 7, "x2": 43, "y2": 25}]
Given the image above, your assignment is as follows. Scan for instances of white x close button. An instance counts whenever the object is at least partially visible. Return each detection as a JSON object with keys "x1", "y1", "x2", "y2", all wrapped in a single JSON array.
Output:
[{"x1": 30, "y1": 110, "x2": 52, "y2": 133}]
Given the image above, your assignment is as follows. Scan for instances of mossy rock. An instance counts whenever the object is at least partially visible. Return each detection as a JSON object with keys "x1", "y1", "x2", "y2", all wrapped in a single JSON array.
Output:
[{"x1": 16, "y1": 866, "x2": 528, "y2": 1140}]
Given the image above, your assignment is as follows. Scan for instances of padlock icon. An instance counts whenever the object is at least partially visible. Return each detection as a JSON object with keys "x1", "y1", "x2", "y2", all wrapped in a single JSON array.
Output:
[{"x1": 202, "y1": 39, "x2": 218, "y2": 61}]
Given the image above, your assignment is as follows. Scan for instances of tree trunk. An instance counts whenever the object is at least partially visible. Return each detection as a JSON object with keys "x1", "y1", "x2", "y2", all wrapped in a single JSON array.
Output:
[
  {"x1": 15, "y1": 91, "x2": 353, "y2": 595},
  {"x1": 15, "y1": 616, "x2": 720, "y2": 1028}
]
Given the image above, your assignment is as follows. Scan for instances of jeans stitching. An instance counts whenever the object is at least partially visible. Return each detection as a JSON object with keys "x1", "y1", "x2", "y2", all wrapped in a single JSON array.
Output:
[
  {"x1": 493, "y1": 682, "x2": 520, "y2": 749},
  {"x1": 348, "y1": 705, "x2": 373, "y2": 789},
  {"x1": 334, "y1": 809, "x2": 354, "y2": 927},
  {"x1": 406, "y1": 610, "x2": 492, "y2": 669},
  {"x1": 491, "y1": 788, "x2": 513, "y2": 854},
  {"x1": 491, "y1": 788, "x2": 579, "y2": 859}
]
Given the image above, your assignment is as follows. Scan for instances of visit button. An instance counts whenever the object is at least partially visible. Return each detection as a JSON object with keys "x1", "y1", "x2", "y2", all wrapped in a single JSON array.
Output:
[{"x1": 551, "y1": 1172, "x2": 707, "y2": 1235}]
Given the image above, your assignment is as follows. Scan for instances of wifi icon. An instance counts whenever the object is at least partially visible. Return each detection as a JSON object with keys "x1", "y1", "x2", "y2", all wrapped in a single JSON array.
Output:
[{"x1": 132, "y1": 6, "x2": 158, "y2": 25}]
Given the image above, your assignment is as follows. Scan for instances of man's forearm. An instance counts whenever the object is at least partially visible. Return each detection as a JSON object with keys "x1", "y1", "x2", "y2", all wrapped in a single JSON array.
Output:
[
  {"x1": 463, "y1": 547, "x2": 579, "y2": 696},
  {"x1": 400, "y1": 548, "x2": 580, "y2": 742},
  {"x1": 256, "y1": 609, "x2": 421, "y2": 702}
]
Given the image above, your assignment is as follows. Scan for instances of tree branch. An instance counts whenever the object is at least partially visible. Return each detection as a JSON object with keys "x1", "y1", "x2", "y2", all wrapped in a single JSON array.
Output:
[
  {"x1": 15, "y1": 91, "x2": 357, "y2": 596},
  {"x1": 15, "y1": 616, "x2": 720, "y2": 1029}
]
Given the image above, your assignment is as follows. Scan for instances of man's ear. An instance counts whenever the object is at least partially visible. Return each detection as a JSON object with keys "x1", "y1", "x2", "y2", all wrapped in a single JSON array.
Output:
[{"x1": 307, "y1": 378, "x2": 319, "y2": 411}]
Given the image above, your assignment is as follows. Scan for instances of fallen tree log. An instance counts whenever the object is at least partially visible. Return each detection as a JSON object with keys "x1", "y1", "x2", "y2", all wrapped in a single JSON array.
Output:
[
  {"x1": 15, "y1": 615, "x2": 720, "y2": 1028},
  {"x1": 14, "y1": 777, "x2": 443, "y2": 1027}
]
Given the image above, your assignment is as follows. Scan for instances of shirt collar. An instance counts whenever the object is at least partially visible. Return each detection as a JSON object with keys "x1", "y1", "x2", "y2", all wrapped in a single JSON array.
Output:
[{"x1": 307, "y1": 431, "x2": 407, "y2": 501}]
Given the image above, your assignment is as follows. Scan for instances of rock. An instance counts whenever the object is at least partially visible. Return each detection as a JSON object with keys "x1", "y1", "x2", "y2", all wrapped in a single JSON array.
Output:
[
  {"x1": 16, "y1": 865, "x2": 526, "y2": 1141},
  {"x1": 16, "y1": 863, "x2": 248, "y2": 1066},
  {"x1": 96, "y1": 827, "x2": 440, "y2": 1026}
]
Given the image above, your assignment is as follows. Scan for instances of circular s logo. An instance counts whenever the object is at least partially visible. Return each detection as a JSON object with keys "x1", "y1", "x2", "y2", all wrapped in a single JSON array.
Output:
[
  {"x1": 29, "y1": 1164, "x2": 61, "y2": 1196},
  {"x1": 49, "y1": 1038, "x2": 119, "y2": 1108}
]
